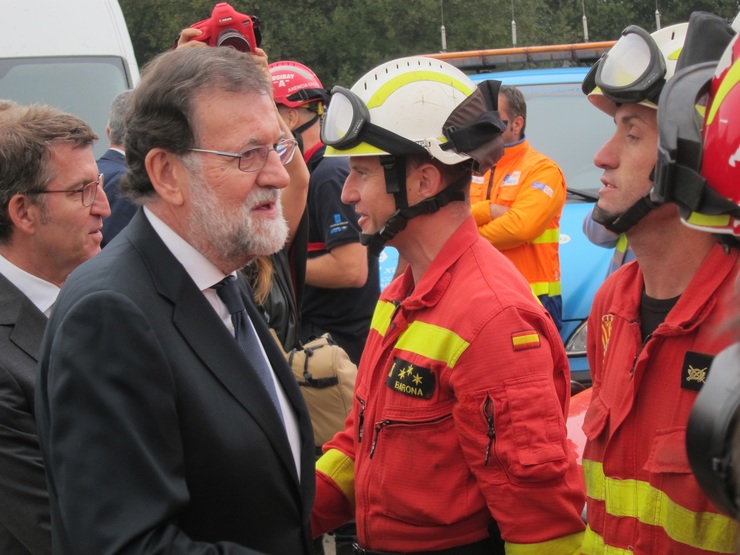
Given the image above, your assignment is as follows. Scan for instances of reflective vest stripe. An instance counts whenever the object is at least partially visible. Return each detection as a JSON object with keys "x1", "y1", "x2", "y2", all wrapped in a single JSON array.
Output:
[
  {"x1": 395, "y1": 321, "x2": 470, "y2": 369},
  {"x1": 531, "y1": 227, "x2": 560, "y2": 245},
  {"x1": 370, "y1": 301, "x2": 396, "y2": 336},
  {"x1": 530, "y1": 281, "x2": 562, "y2": 297},
  {"x1": 316, "y1": 448, "x2": 356, "y2": 504},
  {"x1": 507, "y1": 531, "x2": 584, "y2": 554},
  {"x1": 606, "y1": 234, "x2": 629, "y2": 276},
  {"x1": 370, "y1": 301, "x2": 470, "y2": 369},
  {"x1": 580, "y1": 525, "x2": 633, "y2": 555},
  {"x1": 583, "y1": 459, "x2": 736, "y2": 553}
]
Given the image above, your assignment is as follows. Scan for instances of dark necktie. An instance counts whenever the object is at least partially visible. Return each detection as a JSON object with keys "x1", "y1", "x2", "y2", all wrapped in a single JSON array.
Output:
[{"x1": 212, "y1": 275, "x2": 284, "y2": 421}]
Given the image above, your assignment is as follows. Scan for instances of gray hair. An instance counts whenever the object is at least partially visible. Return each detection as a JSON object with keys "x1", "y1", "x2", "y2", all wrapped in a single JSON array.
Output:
[
  {"x1": 501, "y1": 85, "x2": 527, "y2": 137},
  {"x1": 121, "y1": 47, "x2": 272, "y2": 202},
  {"x1": 107, "y1": 89, "x2": 133, "y2": 146}
]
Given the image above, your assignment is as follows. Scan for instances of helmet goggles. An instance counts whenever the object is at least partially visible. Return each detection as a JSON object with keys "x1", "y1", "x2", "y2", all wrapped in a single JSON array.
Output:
[
  {"x1": 320, "y1": 86, "x2": 427, "y2": 156},
  {"x1": 582, "y1": 25, "x2": 668, "y2": 105}
]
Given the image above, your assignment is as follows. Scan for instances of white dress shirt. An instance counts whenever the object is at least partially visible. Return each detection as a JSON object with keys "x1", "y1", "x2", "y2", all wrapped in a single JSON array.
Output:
[
  {"x1": 143, "y1": 208, "x2": 302, "y2": 476},
  {"x1": 0, "y1": 254, "x2": 60, "y2": 317}
]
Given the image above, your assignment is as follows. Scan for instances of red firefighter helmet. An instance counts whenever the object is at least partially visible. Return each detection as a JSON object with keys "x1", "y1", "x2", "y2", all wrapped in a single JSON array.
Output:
[
  {"x1": 268, "y1": 61, "x2": 327, "y2": 109},
  {"x1": 652, "y1": 33, "x2": 740, "y2": 235},
  {"x1": 699, "y1": 34, "x2": 740, "y2": 233}
]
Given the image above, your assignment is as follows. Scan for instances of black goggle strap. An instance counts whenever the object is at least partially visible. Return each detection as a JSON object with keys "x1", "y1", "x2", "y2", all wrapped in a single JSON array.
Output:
[
  {"x1": 361, "y1": 168, "x2": 468, "y2": 257},
  {"x1": 294, "y1": 113, "x2": 320, "y2": 135},
  {"x1": 659, "y1": 162, "x2": 740, "y2": 218},
  {"x1": 600, "y1": 194, "x2": 657, "y2": 234}
]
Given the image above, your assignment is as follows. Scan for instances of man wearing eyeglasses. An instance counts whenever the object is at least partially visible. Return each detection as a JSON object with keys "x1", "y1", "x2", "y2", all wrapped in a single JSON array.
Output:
[
  {"x1": 35, "y1": 47, "x2": 316, "y2": 554},
  {"x1": 0, "y1": 103, "x2": 110, "y2": 555}
]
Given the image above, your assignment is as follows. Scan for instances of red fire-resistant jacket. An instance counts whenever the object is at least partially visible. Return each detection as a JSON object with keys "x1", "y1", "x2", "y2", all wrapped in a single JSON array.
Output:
[
  {"x1": 313, "y1": 219, "x2": 585, "y2": 553},
  {"x1": 582, "y1": 243, "x2": 740, "y2": 554}
]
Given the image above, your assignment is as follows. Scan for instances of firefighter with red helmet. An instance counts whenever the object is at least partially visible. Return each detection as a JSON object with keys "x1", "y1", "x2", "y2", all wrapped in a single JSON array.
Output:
[
  {"x1": 580, "y1": 12, "x2": 739, "y2": 554},
  {"x1": 311, "y1": 55, "x2": 586, "y2": 554}
]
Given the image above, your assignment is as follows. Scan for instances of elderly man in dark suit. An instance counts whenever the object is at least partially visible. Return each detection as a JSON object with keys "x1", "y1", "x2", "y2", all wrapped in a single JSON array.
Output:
[
  {"x1": 97, "y1": 89, "x2": 135, "y2": 246},
  {"x1": 0, "y1": 104, "x2": 110, "y2": 554},
  {"x1": 35, "y1": 46, "x2": 315, "y2": 555}
]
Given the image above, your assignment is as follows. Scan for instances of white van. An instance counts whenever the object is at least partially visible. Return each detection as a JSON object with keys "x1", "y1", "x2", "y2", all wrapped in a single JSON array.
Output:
[{"x1": 0, "y1": 0, "x2": 139, "y2": 157}]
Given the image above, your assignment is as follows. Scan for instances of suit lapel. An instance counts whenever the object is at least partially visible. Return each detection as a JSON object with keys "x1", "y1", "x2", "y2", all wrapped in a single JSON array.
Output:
[
  {"x1": 125, "y1": 213, "x2": 303, "y2": 486},
  {"x1": 0, "y1": 273, "x2": 47, "y2": 361}
]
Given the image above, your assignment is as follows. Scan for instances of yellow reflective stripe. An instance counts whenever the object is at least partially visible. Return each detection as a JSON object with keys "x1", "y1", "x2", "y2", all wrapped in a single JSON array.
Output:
[
  {"x1": 506, "y1": 531, "x2": 584, "y2": 554},
  {"x1": 367, "y1": 70, "x2": 474, "y2": 110},
  {"x1": 584, "y1": 459, "x2": 737, "y2": 553},
  {"x1": 316, "y1": 448, "x2": 355, "y2": 505},
  {"x1": 580, "y1": 525, "x2": 632, "y2": 555},
  {"x1": 530, "y1": 281, "x2": 561, "y2": 297},
  {"x1": 396, "y1": 321, "x2": 470, "y2": 369},
  {"x1": 531, "y1": 228, "x2": 560, "y2": 244},
  {"x1": 707, "y1": 53, "x2": 740, "y2": 126},
  {"x1": 325, "y1": 142, "x2": 387, "y2": 157},
  {"x1": 370, "y1": 301, "x2": 470, "y2": 368},
  {"x1": 370, "y1": 300, "x2": 396, "y2": 337},
  {"x1": 615, "y1": 234, "x2": 628, "y2": 254},
  {"x1": 685, "y1": 211, "x2": 731, "y2": 228}
]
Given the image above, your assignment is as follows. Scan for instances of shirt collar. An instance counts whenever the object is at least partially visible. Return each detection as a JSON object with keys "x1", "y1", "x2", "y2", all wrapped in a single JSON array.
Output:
[
  {"x1": 0, "y1": 254, "x2": 59, "y2": 316},
  {"x1": 142, "y1": 207, "x2": 233, "y2": 290}
]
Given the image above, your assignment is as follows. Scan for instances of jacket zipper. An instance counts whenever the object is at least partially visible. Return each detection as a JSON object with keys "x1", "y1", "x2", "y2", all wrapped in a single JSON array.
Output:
[
  {"x1": 630, "y1": 333, "x2": 653, "y2": 374},
  {"x1": 483, "y1": 395, "x2": 495, "y2": 465},
  {"x1": 357, "y1": 397, "x2": 366, "y2": 443},
  {"x1": 369, "y1": 415, "x2": 451, "y2": 459}
]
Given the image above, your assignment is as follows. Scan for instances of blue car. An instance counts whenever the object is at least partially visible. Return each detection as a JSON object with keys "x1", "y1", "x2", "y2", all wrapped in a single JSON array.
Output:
[{"x1": 379, "y1": 64, "x2": 616, "y2": 386}]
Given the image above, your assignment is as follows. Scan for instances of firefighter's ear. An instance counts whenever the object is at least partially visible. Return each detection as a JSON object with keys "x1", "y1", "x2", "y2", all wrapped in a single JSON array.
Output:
[{"x1": 410, "y1": 161, "x2": 444, "y2": 201}]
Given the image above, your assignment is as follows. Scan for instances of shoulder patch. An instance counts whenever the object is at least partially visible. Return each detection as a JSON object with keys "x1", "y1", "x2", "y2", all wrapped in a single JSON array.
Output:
[
  {"x1": 681, "y1": 351, "x2": 713, "y2": 391},
  {"x1": 532, "y1": 181, "x2": 554, "y2": 198},
  {"x1": 512, "y1": 329, "x2": 540, "y2": 351},
  {"x1": 386, "y1": 357, "x2": 435, "y2": 399}
]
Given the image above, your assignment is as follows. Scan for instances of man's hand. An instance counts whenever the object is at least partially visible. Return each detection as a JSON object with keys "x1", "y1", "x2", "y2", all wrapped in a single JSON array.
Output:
[
  {"x1": 176, "y1": 28, "x2": 206, "y2": 48},
  {"x1": 489, "y1": 203, "x2": 510, "y2": 220}
]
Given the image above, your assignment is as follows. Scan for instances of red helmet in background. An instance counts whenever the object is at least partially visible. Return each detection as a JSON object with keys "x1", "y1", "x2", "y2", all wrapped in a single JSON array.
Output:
[
  {"x1": 652, "y1": 32, "x2": 740, "y2": 235},
  {"x1": 699, "y1": 34, "x2": 740, "y2": 233},
  {"x1": 269, "y1": 61, "x2": 328, "y2": 109}
]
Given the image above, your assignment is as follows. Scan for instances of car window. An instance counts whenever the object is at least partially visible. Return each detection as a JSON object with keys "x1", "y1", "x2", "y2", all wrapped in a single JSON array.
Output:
[{"x1": 516, "y1": 82, "x2": 612, "y2": 202}]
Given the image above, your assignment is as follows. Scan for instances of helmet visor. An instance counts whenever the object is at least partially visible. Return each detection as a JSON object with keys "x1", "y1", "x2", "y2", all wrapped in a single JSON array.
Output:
[
  {"x1": 320, "y1": 86, "x2": 370, "y2": 149},
  {"x1": 583, "y1": 25, "x2": 667, "y2": 104}
]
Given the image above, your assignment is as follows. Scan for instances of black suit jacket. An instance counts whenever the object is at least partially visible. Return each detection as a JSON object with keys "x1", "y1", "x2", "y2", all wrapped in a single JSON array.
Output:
[
  {"x1": 35, "y1": 211, "x2": 316, "y2": 555},
  {"x1": 0, "y1": 274, "x2": 51, "y2": 555},
  {"x1": 96, "y1": 149, "x2": 135, "y2": 247}
]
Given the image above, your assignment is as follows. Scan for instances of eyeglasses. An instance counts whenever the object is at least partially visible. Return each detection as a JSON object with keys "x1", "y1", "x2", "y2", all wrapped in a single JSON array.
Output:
[
  {"x1": 35, "y1": 173, "x2": 103, "y2": 207},
  {"x1": 188, "y1": 138, "x2": 298, "y2": 173},
  {"x1": 582, "y1": 25, "x2": 667, "y2": 105}
]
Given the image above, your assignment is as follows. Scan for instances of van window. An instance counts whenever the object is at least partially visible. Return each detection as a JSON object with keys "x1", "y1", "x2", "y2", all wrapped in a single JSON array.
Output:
[
  {"x1": 515, "y1": 82, "x2": 611, "y2": 202},
  {"x1": 0, "y1": 57, "x2": 131, "y2": 158}
]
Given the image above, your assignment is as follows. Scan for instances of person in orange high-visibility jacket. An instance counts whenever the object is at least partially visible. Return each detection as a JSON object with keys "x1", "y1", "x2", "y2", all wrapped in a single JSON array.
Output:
[
  {"x1": 579, "y1": 15, "x2": 739, "y2": 554},
  {"x1": 311, "y1": 56, "x2": 586, "y2": 555},
  {"x1": 470, "y1": 85, "x2": 566, "y2": 330}
]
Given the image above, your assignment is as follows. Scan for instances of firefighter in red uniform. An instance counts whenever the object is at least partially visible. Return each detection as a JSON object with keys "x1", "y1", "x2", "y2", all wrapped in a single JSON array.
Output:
[
  {"x1": 580, "y1": 13, "x2": 739, "y2": 554},
  {"x1": 311, "y1": 56, "x2": 586, "y2": 554}
]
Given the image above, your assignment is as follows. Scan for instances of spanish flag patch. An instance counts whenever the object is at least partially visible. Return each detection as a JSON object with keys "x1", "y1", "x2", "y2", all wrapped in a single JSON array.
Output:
[{"x1": 511, "y1": 329, "x2": 541, "y2": 351}]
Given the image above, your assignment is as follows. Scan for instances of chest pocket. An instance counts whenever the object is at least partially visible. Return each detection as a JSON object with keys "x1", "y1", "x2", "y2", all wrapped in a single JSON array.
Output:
[
  {"x1": 643, "y1": 427, "x2": 692, "y2": 475},
  {"x1": 582, "y1": 392, "x2": 609, "y2": 442}
]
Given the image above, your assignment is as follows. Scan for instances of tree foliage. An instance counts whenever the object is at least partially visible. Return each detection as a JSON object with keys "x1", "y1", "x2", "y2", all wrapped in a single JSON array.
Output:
[{"x1": 120, "y1": 0, "x2": 739, "y2": 88}]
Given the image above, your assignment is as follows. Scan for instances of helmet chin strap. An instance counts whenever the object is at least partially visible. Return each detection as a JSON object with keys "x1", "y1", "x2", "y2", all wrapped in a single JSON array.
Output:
[
  {"x1": 592, "y1": 194, "x2": 657, "y2": 234},
  {"x1": 361, "y1": 155, "x2": 467, "y2": 257}
]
